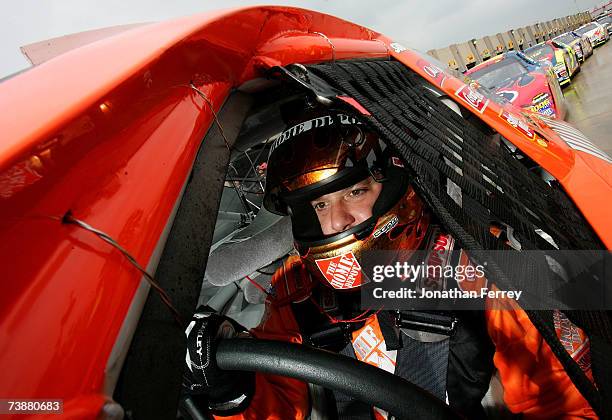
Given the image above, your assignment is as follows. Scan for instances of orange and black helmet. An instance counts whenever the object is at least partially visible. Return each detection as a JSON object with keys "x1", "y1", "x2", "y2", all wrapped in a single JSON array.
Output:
[{"x1": 264, "y1": 111, "x2": 429, "y2": 290}]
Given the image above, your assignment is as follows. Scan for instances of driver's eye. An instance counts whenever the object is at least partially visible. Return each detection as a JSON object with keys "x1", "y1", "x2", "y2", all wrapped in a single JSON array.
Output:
[
  {"x1": 313, "y1": 202, "x2": 328, "y2": 211},
  {"x1": 347, "y1": 188, "x2": 368, "y2": 199}
]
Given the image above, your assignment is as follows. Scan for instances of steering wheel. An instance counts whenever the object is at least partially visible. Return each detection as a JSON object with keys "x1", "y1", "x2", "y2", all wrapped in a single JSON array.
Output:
[{"x1": 212, "y1": 338, "x2": 460, "y2": 419}]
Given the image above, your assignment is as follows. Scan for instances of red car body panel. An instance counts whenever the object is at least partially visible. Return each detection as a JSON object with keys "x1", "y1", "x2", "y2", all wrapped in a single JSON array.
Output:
[{"x1": 0, "y1": 6, "x2": 610, "y2": 418}]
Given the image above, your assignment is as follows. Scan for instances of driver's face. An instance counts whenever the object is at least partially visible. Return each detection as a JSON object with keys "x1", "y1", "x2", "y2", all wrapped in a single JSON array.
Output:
[{"x1": 310, "y1": 177, "x2": 383, "y2": 235}]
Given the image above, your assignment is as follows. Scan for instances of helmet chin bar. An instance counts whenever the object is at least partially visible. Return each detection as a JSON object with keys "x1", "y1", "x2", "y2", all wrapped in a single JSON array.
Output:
[{"x1": 294, "y1": 214, "x2": 379, "y2": 251}]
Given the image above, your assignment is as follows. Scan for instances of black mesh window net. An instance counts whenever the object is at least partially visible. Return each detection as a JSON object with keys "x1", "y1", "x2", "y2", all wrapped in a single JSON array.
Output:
[{"x1": 273, "y1": 59, "x2": 612, "y2": 416}]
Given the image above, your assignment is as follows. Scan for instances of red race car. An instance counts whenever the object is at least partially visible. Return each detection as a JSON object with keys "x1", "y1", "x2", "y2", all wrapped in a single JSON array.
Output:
[
  {"x1": 0, "y1": 6, "x2": 611, "y2": 420},
  {"x1": 464, "y1": 51, "x2": 566, "y2": 119}
]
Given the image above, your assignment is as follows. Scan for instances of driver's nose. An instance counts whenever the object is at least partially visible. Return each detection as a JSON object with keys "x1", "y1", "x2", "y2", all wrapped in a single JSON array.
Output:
[{"x1": 329, "y1": 202, "x2": 355, "y2": 234}]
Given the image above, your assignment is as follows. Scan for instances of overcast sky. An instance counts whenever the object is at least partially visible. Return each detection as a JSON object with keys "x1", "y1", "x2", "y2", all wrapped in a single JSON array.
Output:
[{"x1": 1, "y1": 0, "x2": 606, "y2": 78}]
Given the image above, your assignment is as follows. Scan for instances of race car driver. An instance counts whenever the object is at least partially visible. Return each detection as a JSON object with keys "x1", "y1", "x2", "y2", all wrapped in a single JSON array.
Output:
[{"x1": 183, "y1": 111, "x2": 595, "y2": 419}]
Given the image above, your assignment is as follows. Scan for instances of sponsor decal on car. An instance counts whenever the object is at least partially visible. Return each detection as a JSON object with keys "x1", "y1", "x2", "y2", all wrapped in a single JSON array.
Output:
[
  {"x1": 530, "y1": 93, "x2": 555, "y2": 117},
  {"x1": 315, "y1": 251, "x2": 363, "y2": 289},
  {"x1": 576, "y1": 48, "x2": 583, "y2": 59},
  {"x1": 389, "y1": 42, "x2": 408, "y2": 54},
  {"x1": 499, "y1": 109, "x2": 537, "y2": 140},
  {"x1": 455, "y1": 84, "x2": 489, "y2": 114},
  {"x1": 417, "y1": 59, "x2": 447, "y2": 88}
]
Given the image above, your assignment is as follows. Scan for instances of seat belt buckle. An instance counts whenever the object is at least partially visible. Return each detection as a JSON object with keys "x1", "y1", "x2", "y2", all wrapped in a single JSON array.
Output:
[{"x1": 395, "y1": 311, "x2": 458, "y2": 336}]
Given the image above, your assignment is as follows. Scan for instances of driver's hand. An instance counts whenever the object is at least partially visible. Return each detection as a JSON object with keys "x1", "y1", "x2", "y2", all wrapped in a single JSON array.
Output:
[{"x1": 183, "y1": 306, "x2": 255, "y2": 415}]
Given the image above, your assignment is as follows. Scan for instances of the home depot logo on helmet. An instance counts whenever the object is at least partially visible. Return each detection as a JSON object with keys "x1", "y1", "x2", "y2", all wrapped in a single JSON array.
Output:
[{"x1": 315, "y1": 251, "x2": 363, "y2": 289}]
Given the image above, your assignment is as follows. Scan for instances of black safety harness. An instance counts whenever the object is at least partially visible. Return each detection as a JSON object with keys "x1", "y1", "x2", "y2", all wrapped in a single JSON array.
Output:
[{"x1": 291, "y1": 225, "x2": 494, "y2": 420}]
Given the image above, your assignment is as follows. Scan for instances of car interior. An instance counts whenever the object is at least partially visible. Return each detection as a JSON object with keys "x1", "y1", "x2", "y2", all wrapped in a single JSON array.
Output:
[
  {"x1": 115, "y1": 52, "x2": 588, "y2": 419},
  {"x1": 173, "y1": 58, "x2": 524, "y2": 419}
]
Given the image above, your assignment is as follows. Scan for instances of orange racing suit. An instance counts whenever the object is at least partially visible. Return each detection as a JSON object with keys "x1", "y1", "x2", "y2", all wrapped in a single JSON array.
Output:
[{"x1": 217, "y1": 252, "x2": 595, "y2": 420}]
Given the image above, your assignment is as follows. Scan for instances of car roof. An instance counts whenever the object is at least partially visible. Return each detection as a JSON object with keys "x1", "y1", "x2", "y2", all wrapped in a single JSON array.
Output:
[
  {"x1": 464, "y1": 51, "x2": 520, "y2": 75},
  {"x1": 553, "y1": 32, "x2": 578, "y2": 41},
  {"x1": 525, "y1": 41, "x2": 554, "y2": 53}
]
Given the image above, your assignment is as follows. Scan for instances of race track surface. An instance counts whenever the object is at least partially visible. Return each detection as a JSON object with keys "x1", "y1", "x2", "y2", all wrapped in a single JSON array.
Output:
[{"x1": 565, "y1": 41, "x2": 612, "y2": 157}]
